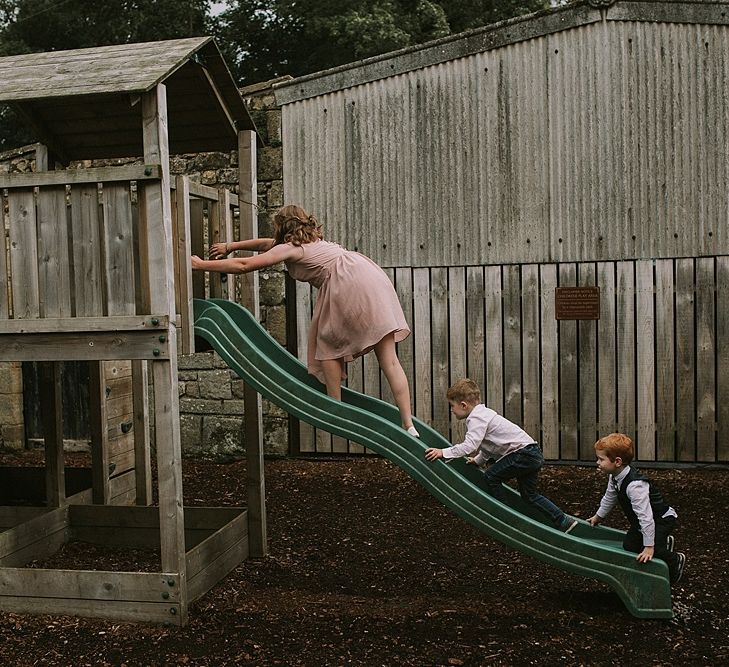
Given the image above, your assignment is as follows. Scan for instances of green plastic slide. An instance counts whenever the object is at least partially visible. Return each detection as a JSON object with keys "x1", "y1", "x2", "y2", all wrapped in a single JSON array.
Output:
[{"x1": 193, "y1": 298, "x2": 674, "y2": 619}]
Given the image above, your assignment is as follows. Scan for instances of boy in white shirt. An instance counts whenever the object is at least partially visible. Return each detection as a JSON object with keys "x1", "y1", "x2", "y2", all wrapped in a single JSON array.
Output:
[
  {"x1": 589, "y1": 433, "x2": 686, "y2": 583},
  {"x1": 425, "y1": 378, "x2": 577, "y2": 533}
]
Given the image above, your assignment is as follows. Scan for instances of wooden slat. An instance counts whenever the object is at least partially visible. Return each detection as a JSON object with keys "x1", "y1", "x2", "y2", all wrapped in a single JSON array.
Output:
[
  {"x1": 102, "y1": 182, "x2": 136, "y2": 316},
  {"x1": 413, "y1": 268, "x2": 432, "y2": 424},
  {"x1": 597, "y1": 262, "x2": 617, "y2": 437},
  {"x1": 7, "y1": 189, "x2": 40, "y2": 319},
  {"x1": 189, "y1": 198, "x2": 206, "y2": 301},
  {"x1": 186, "y1": 180, "x2": 220, "y2": 201},
  {"x1": 635, "y1": 260, "x2": 656, "y2": 461},
  {"x1": 36, "y1": 186, "x2": 71, "y2": 318},
  {"x1": 185, "y1": 510, "x2": 247, "y2": 579},
  {"x1": 520, "y1": 265, "x2": 539, "y2": 442},
  {"x1": 0, "y1": 165, "x2": 161, "y2": 189},
  {"x1": 70, "y1": 184, "x2": 104, "y2": 316},
  {"x1": 484, "y1": 266, "x2": 503, "y2": 412},
  {"x1": 430, "y1": 267, "x2": 449, "y2": 435},
  {"x1": 89, "y1": 362, "x2": 110, "y2": 505},
  {"x1": 558, "y1": 264, "x2": 578, "y2": 460},
  {"x1": 395, "y1": 268, "x2": 415, "y2": 441},
  {"x1": 502, "y1": 265, "x2": 522, "y2": 426},
  {"x1": 0, "y1": 314, "x2": 168, "y2": 334},
  {"x1": 187, "y1": 536, "x2": 248, "y2": 604},
  {"x1": 448, "y1": 267, "x2": 467, "y2": 440},
  {"x1": 41, "y1": 362, "x2": 65, "y2": 507},
  {"x1": 132, "y1": 360, "x2": 153, "y2": 505},
  {"x1": 0, "y1": 193, "x2": 8, "y2": 319},
  {"x1": 695, "y1": 257, "x2": 716, "y2": 462},
  {"x1": 675, "y1": 258, "x2": 695, "y2": 461},
  {"x1": 655, "y1": 259, "x2": 676, "y2": 461},
  {"x1": 0, "y1": 596, "x2": 182, "y2": 625},
  {"x1": 616, "y1": 262, "x2": 636, "y2": 439},
  {"x1": 718, "y1": 257, "x2": 729, "y2": 462},
  {"x1": 578, "y1": 263, "x2": 598, "y2": 459},
  {"x1": 0, "y1": 506, "x2": 68, "y2": 566},
  {"x1": 0, "y1": 568, "x2": 180, "y2": 603},
  {"x1": 540, "y1": 265, "x2": 559, "y2": 458},
  {"x1": 296, "y1": 282, "x2": 315, "y2": 453}
]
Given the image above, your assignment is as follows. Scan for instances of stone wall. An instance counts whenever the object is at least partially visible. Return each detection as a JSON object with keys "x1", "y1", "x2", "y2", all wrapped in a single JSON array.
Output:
[{"x1": 0, "y1": 77, "x2": 293, "y2": 459}]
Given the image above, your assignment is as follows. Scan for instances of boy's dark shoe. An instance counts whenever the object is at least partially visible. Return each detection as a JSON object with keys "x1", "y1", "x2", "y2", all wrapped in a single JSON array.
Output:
[
  {"x1": 561, "y1": 519, "x2": 578, "y2": 534},
  {"x1": 672, "y1": 552, "x2": 686, "y2": 583},
  {"x1": 666, "y1": 535, "x2": 674, "y2": 552}
]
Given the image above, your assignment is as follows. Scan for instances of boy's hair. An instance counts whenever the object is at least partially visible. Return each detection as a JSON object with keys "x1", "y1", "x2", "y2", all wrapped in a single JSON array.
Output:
[
  {"x1": 272, "y1": 204, "x2": 323, "y2": 246},
  {"x1": 447, "y1": 378, "x2": 481, "y2": 405},
  {"x1": 594, "y1": 433, "x2": 634, "y2": 464}
]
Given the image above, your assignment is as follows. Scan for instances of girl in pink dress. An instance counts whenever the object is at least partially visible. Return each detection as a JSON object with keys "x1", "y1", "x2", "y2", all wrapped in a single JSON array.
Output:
[{"x1": 191, "y1": 204, "x2": 419, "y2": 436}]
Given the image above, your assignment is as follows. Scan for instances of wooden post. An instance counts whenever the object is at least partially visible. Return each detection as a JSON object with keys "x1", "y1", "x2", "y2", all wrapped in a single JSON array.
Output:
[
  {"x1": 89, "y1": 362, "x2": 110, "y2": 504},
  {"x1": 238, "y1": 129, "x2": 267, "y2": 557},
  {"x1": 142, "y1": 84, "x2": 188, "y2": 623},
  {"x1": 40, "y1": 363, "x2": 65, "y2": 507},
  {"x1": 34, "y1": 145, "x2": 67, "y2": 508},
  {"x1": 132, "y1": 360, "x2": 152, "y2": 505}
]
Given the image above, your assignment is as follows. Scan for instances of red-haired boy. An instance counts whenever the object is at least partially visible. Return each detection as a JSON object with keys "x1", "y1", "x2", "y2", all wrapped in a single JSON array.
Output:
[{"x1": 589, "y1": 433, "x2": 685, "y2": 583}]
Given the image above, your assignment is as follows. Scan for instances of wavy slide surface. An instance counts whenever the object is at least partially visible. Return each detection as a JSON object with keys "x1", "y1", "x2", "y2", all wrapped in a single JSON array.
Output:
[{"x1": 193, "y1": 298, "x2": 673, "y2": 619}]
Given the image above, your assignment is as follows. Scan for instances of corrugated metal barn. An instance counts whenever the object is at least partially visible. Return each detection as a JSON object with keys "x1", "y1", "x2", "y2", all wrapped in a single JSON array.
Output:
[{"x1": 274, "y1": 0, "x2": 729, "y2": 464}]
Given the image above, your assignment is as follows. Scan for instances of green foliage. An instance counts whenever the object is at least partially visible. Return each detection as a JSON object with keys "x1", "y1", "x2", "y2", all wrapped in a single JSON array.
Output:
[
  {"x1": 217, "y1": 0, "x2": 549, "y2": 84},
  {"x1": 0, "y1": 0, "x2": 549, "y2": 150},
  {"x1": 0, "y1": 0, "x2": 212, "y2": 55}
]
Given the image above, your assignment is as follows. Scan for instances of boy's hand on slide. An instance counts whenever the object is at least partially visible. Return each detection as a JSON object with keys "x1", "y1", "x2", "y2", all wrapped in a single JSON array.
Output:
[{"x1": 424, "y1": 448, "x2": 443, "y2": 462}]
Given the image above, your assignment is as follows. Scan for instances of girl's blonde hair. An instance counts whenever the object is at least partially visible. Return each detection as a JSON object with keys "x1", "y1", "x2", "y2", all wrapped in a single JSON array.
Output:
[
  {"x1": 447, "y1": 378, "x2": 481, "y2": 405},
  {"x1": 272, "y1": 205, "x2": 323, "y2": 246}
]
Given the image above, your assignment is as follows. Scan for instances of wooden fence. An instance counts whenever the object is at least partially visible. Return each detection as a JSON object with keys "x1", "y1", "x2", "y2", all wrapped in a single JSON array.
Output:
[{"x1": 297, "y1": 257, "x2": 729, "y2": 464}]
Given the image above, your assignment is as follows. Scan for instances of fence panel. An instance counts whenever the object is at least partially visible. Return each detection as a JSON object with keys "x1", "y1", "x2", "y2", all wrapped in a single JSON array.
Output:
[{"x1": 295, "y1": 257, "x2": 728, "y2": 463}]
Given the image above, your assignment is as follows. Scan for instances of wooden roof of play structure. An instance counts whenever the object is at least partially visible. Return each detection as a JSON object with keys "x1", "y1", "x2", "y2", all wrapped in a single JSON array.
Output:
[{"x1": 0, "y1": 36, "x2": 256, "y2": 161}]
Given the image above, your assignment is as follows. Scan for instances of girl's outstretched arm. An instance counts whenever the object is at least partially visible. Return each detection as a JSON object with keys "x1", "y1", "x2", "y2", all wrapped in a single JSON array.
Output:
[
  {"x1": 209, "y1": 238, "x2": 275, "y2": 259},
  {"x1": 192, "y1": 242, "x2": 301, "y2": 275}
]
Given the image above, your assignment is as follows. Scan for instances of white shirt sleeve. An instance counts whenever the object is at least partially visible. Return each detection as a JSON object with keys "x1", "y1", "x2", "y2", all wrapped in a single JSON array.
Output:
[
  {"x1": 626, "y1": 480, "x2": 655, "y2": 546},
  {"x1": 596, "y1": 479, "x2": 617, "y2": 518},
  {"x1": 442, "y1": 409, "x2": 491, "y2": 460}
]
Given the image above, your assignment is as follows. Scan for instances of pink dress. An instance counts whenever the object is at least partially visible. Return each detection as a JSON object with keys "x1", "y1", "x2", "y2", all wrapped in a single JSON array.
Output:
[{"x1": 285, "y1": 240, "x2": 410, "y2": 382}]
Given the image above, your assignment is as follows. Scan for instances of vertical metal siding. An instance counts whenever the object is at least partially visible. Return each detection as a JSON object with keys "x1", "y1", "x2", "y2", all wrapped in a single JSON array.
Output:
[{"x1": 282, "y1": 20, "x2": 729, "y2": 268}]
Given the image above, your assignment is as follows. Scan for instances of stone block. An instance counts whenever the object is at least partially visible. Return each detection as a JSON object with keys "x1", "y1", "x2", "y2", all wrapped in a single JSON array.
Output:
[
  {"x1": 259, "y1": 270, "x2": 285, "y2": 305},
  {"x1": 263, "y1": 417, "x2": 289, "y2": 455},
  {"x1": 201, "y1": 416, "x2": 245, "y2": 460},
  {"x1": 198, "y1": 370, "x2": 233, "y2": 400},
  {"x1": 178, "y1": 352, "x2": 216, "y2": 370},
  {"x1": 0, "y1": 423, "x2": 26, "y2": 451},
  {"x1": 266, "y1": 110, "x2": 282, "y2": 145},
  {"x1": 258, "y1": 146, "x2": 282, "y2": 181},
  {"x1": 267, "y1": 180, "x2": 284, "y2": 207},
  {"x1": 0, "y1": 394, "x2": 24, "y2": 425},
  {"x1": 179, "y1": 413, "x2": 203, "y2": 454},
  {"x1": 264, "y1": 305, "x2": 287, "y2": 346},
  {"x1": 0, "y1": 362, "x2": 22, "y2": 394},
  {"x1": 179, "y1": 398, "x2": 223, "y2": 415}
]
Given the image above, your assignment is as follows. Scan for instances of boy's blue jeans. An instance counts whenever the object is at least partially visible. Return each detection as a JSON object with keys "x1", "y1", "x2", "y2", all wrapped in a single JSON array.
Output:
[{"x1": 478, "y1": 443, "x2": 568, "y2": 529}]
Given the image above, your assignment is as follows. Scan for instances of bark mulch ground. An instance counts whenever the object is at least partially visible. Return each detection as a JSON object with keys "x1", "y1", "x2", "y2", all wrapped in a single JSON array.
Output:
[{"x1": 0, "y1": 453, "x2": 726, "y2": 666}]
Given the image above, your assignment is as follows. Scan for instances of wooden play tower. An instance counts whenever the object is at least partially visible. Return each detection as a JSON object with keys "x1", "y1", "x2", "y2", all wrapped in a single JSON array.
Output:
[{"x1": 0, "y1": 37, "x2": 265, "y2": 625}]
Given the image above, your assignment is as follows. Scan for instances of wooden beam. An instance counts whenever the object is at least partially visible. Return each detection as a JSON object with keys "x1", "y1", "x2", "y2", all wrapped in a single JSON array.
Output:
[
  {"x1": 89, "y1": 361, "x2": 110, "y2": 505},
  {"x1": 141, "y1": 84, "x2": 188, "y2": 623},
  {"x1": 0, "y1": 164, "x2": 161, "y2": 189},
  {"x1": 0, "y1": 315, "x2": 169, "y2": 334},
  {"x1": 40, "y1": 363, "x2": 66, "y2": 507},
  {"x1": 238, "y1": 129, "x2": 267, "y2": 557},
  {"x1": 0, "y1": 330, "x2": 171, "y2": 361}
]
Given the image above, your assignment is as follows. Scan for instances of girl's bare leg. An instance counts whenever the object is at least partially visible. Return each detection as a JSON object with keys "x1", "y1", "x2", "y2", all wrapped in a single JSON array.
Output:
[
  {"x1": 320, "y1": 358, "x2": 343, "y2": 400},
  {"x1": 374, "y1": 333, "x2": 415, "y2": 430}
]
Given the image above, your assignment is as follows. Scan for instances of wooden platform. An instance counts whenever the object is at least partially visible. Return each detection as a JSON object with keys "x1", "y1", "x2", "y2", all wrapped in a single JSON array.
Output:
[{"x1": 0, "y1": 504, "x2": 247, "y2": 625}]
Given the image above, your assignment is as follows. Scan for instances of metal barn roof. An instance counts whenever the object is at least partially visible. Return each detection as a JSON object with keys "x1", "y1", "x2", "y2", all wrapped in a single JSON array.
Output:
[{"x1": 0, "y1": 36, "x2": 256, "y2": 161}]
